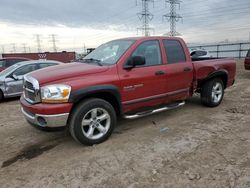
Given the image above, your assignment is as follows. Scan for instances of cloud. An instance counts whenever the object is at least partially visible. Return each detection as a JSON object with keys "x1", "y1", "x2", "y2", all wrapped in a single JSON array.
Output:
[{"x1": 0, "y1": 0, "x2": 249, "y2": 52}]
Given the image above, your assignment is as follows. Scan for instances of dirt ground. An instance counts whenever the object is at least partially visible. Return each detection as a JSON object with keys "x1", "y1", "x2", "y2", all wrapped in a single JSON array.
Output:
[{"x1": 0, "y1": 60, "x2": 250, "y2": 188}]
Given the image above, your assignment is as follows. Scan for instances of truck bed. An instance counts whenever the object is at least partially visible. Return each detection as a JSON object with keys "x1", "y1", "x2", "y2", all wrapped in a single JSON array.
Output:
[{"x1": 192, "y1": 57, "x2": 236, "y2": 88}]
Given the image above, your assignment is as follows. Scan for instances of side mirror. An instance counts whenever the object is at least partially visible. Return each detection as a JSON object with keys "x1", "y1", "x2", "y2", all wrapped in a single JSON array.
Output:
[
  {"x1": 11, "y1": 74, "x2": 19, "y2": 80},
  {"x1": 124, "y1": 56, "x2": 145, "y2": 69}
]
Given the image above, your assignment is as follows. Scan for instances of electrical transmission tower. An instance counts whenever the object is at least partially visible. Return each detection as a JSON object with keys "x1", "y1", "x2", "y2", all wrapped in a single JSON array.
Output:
[
  {"x1": 163, "y1": 0, "x2": 182, "y2": 36},
  {"x1": 49, "y1": 34, "x2": 58, "y2": 52},
  {"x1": 22, "y1": 43, "x2": 27, "y2": 53},
  {"x1": 1, "y1": 45, "x2": 5, "y2": 53},
  {"x1": 137, "y1": 0, "x2": 154, "y2": 36},
  {"x1": 35, "y1": 34, "x2": 42, "y2": 52},
  {"x1": 11, "y1": 43, "x2": 16, "y2": 53}
]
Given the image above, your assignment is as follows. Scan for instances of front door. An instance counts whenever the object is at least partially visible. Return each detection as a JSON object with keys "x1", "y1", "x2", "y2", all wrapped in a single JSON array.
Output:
[{"x1": 118, "y1": 40, "x2": 167, "y2": 113}]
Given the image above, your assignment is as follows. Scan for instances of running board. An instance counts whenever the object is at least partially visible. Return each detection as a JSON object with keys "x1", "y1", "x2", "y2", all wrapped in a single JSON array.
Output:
[{"x1": 124, "y1": 101, "x2": 185, "y2": 119}]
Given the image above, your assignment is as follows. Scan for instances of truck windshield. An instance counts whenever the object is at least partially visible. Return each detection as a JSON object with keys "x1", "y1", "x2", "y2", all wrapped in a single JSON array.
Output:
[{"x1": 83, "y1": 39, "x2": 135, "y2": 65}]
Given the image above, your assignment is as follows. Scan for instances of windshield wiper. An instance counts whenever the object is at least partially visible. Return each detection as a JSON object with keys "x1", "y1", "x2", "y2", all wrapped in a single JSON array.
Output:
[{"x1": 82, "y1": 58, "x2": 103, "y2": 66}]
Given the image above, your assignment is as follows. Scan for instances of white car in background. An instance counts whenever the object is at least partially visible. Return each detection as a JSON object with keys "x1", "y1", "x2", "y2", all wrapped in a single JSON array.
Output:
[
  {"x1": 189, "y1": 48, "x2": 212, "y2": 58},
  {"x1": 0, "y1": 60, "x2": 62, "y2": 101}
]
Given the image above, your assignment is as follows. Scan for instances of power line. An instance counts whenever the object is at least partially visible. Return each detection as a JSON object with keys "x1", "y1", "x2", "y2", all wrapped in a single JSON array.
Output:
[
  {"x1": 163, "y1": 0, "x2": 182, "y2": 36},
  {"x1": 137, "y1": 0, "x2": 155, "y2": 36}
]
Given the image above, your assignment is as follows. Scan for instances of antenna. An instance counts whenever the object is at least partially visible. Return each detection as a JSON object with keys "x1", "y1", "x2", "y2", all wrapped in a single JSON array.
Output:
[
  {"x1": 137, "y1": 0, "x2": 154, "y2": 36},
  {"x1": 163, "y1": 0, "x2": 182, "y2": 36}
]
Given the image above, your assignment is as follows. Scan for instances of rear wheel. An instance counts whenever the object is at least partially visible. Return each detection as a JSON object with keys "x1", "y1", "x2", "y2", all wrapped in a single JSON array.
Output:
[
  {"x1": 69, "y1": 98, "x2": 116, "y2": 145},
  {"x1": 201, "y1": 78, "x2": 224, "y2": 107}
]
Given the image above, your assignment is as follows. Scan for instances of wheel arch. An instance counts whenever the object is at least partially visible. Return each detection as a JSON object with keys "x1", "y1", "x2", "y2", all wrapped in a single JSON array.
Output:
[
  {"x1": 198, "y1": 69, "x2": 228, "y2": 90},
  {"x1": 69, "y1": 85, "x2": 122, "y2": 116}
]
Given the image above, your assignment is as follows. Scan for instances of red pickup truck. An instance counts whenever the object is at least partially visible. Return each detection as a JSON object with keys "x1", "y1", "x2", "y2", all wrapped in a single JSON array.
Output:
[
  {"x1": 20, "y1": 37, "x2": 236, "y2": 145},
  {"x1": 245, "y1": 49, "x2": 250, "y2": 70}
]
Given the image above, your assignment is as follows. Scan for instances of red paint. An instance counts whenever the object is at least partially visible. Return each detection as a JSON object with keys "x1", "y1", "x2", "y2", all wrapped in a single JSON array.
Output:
[
  {"x1": 20, "y1": 37, "x2": 236, "y2": 115},
  {"x1": 2, "y1": 51, "x2": 75, "y2": 63},
  {"x1": 20, "y1": 96, "x2": 73, "y2": 115},
  {"x1": 245, "y1": 55, "x2": 250, "y2": 70}
]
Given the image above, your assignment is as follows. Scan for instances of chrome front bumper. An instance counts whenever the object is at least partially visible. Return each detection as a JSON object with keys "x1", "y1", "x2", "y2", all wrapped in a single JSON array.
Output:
[{"x1": 21, "y1": 107, "x2": 69, "y2": 128}]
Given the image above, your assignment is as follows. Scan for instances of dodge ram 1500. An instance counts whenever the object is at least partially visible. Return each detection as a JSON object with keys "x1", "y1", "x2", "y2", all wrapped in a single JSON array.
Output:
[{"x1": 20, "y1": 37, "x2": 236, "y2": 145}]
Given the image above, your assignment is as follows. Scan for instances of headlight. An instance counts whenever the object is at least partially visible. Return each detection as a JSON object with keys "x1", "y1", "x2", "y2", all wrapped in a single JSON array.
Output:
[{"x1": 41, "y1": 84, "x2": 71, "y2": 103}]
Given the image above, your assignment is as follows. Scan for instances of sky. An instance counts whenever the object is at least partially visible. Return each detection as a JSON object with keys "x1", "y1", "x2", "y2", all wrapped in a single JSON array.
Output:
[{"x1": 0, "y1": 0, "x2": 249, "y2": 53}]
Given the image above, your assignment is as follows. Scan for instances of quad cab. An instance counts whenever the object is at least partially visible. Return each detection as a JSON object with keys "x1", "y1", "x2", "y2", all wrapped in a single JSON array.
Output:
[{"x1": 20, "y1": 37, "x2": 236, "y2": 145}]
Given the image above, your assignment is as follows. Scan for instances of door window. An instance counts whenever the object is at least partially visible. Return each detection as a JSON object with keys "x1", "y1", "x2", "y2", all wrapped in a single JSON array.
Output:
[
  {"x1": 39, "y1": 63, "x2": 56, "y2": 69},
  {"x1": 132, "y1": 40, "x2": 162, "y2": 66},
  {"x1": 6, "y1": 60, "x2": 20, "y2": 67},
  {"x1": 0, "y1": 60, "x2": 5, "y2": 68},
  {"x1": 13, "y1": 64, "x2": 36, "y2": 76},
  {"x1": 163, "y1": 40, "x2": 186, "y2": 64}
]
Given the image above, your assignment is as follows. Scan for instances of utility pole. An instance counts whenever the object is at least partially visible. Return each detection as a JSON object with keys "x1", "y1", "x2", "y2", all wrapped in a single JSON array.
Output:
[
  {"x1": 1, "y1": 45, "x2": 4, "y2": 53},
  {"x1": 137, "y1": 0, "x2": 154, "y2": 36},
  {"x1": 35, "y1": 34, "x2": 42, "y2": 53},
  {"x1": 49, "y1": 34, "x2": 58, "y2": 52},
  {"x1": 22, "y1": 43, "x2": 27, "y2": 53},
  {"x1": 163, "y1": 0, "x2": 182, "y2": 36}
]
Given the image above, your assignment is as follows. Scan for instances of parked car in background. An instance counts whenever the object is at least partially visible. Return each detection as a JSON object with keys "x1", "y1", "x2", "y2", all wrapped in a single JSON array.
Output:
[
  {"x1": 0, "y1": 60, "x2": 62, "y2": 101},
  {"x1": 0, "y1": 57, "x2": 31, "y2": 72},
  {"x1": 244, "y1": 49, "x2": 250, "y2": 70},
  {"x1": 190, "y1": 48, "x2": 212, "y2": 59}
]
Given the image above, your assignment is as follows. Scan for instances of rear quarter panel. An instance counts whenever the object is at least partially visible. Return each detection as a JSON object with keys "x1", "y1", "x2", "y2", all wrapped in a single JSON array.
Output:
[{"x1": 193, "y1": 58, "x2": 236, "y2": 88}]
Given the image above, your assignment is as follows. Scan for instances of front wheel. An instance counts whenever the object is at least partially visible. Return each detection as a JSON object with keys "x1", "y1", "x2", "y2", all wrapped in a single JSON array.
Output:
[
  {"x1": 69, "y1": 98, "x2": 116, "y2": 145},
  {"x1": 201, "y1": 78, "x2": 224, "y2": 107}
]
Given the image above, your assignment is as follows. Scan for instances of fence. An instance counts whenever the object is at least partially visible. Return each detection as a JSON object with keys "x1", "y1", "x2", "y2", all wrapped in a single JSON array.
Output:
[{"x1": 189, "y1": 42, "x2": 250, "y2": 58}]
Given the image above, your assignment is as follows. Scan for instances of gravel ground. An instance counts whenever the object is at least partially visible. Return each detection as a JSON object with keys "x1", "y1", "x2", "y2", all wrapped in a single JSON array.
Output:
[{"x1": 0, "y1": 60, "x2": 250, "y2": 188}]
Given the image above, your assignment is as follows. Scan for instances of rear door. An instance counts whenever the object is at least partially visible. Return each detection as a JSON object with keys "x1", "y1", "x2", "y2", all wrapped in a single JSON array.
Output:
[
  {"x1": 118, "y1": 40, "x2": 167, "y2": 112},
  {"x1": 162, "y1": 39, "x2": 193, "y2": 101}
]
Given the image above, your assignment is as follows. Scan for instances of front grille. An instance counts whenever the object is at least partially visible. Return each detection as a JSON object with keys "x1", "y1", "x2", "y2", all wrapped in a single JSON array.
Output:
[
  {"x1": 23, "y1": 75, "x2": 41, "y2": 104},
  {"x1": 25, "y1": 81, "x2": 33, "y2": 90}
]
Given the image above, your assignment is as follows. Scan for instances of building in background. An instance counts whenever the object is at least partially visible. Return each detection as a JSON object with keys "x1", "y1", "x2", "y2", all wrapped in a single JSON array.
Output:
[{"x1": 1, "y1": 51, "x2": 76, "y2": 63}]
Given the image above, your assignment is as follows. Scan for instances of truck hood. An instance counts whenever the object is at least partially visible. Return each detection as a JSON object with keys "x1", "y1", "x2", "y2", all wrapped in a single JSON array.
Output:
[{"x1": 29, "y1": 62, "x2": 109, "y2": 85}]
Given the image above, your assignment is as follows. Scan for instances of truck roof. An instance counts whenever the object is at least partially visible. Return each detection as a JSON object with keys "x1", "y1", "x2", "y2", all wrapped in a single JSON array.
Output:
[{"x1": 117, "y1": 36, "x2": 182, "y2": 41}]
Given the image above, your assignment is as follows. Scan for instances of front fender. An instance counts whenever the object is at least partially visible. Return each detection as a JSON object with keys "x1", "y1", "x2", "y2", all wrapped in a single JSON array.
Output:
[{"x1": 69, "y1": 85, "x2": 122, "y2": 113}]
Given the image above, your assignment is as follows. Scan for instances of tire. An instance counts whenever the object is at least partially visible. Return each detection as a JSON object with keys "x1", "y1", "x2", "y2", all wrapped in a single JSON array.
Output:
[
  {"x1": 69, "y1": 98, "x2": 116, "y2": 145},
  {"x1": 201, "y1": 78, "x2": 224, "y2": 107},
  {"x1": 0, "y1": 90, "x2": 3, "y2": 102}
]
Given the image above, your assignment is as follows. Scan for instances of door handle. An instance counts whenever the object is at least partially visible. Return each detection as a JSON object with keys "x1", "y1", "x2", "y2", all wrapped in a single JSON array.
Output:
[
  {"x1": 155, "y1": 70, "x2": 166, "y2": 76},
  {"x1": 184, "y1": 67, "x2": 192, "y2": 72}
]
